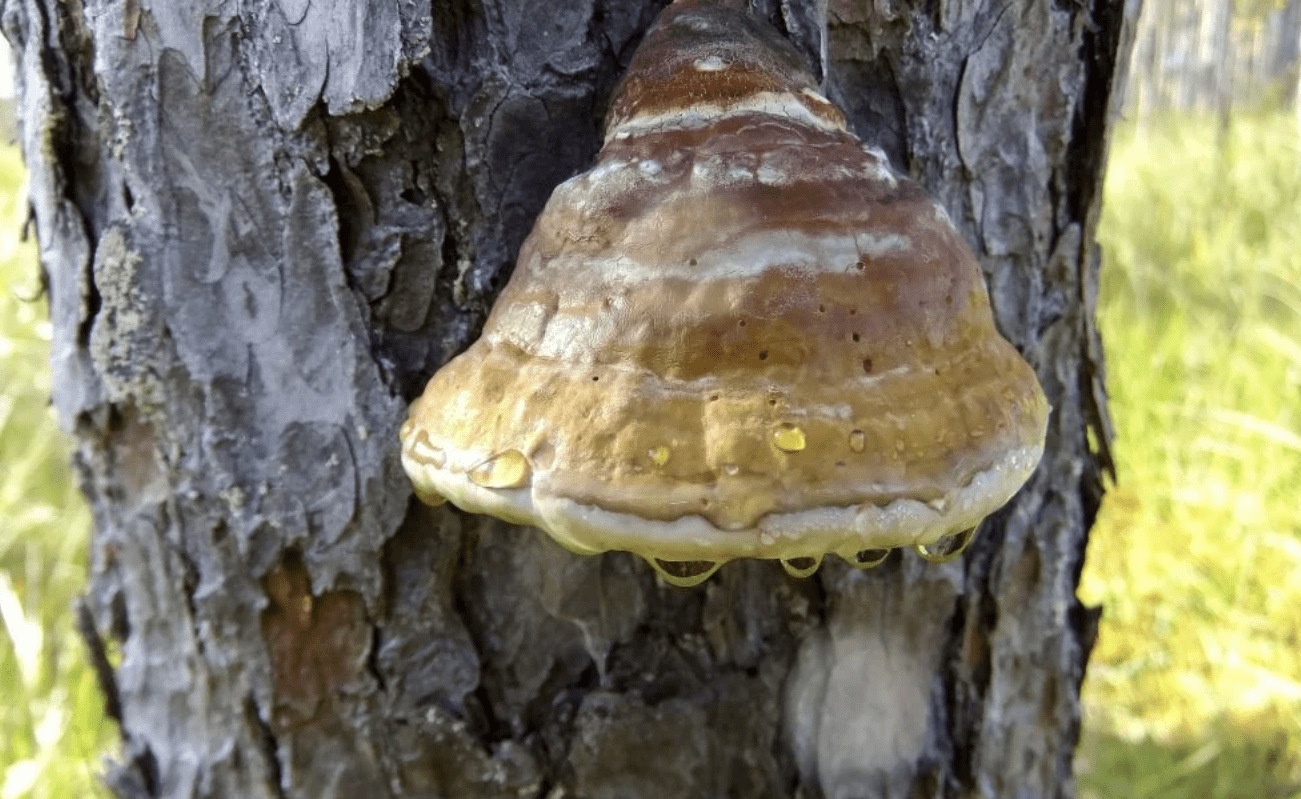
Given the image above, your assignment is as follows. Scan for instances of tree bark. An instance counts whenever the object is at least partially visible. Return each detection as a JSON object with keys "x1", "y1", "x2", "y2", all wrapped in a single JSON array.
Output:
[{"x1": 5, "y1": 0, "x2": 1136, "y2": 796}]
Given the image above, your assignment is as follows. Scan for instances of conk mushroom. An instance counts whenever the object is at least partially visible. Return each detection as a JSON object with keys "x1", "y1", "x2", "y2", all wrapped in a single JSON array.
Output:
[{"x1": 400, "y1": 0, "x2": 1050, "y2": 587}]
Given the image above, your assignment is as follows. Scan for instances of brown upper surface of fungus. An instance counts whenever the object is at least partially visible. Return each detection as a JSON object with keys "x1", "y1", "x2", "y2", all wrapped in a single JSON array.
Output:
[{"x1": 400, "y1": 0, "x2": 1049, "y2": 586}]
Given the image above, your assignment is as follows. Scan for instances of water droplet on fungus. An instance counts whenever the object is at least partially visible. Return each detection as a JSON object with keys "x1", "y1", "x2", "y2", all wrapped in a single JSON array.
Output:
[
  {"x1": 469, "y1": 450, "x2": 531, "y2": 489},
  {"x1": 772, "y1": 423, "x2": 807, "y2": 452},
  {"x1": 781, "y1": 556, "x2": 821, "y2": 578},
  {"x1": 916, "y1": 526, "x2": 978, "y2": 563},
  {"x1": 652, "y1": 559, "x2": 721, "y2": 587},
  {"x1": 851, "y1": 548, "x2": 890, "y2": 569}
]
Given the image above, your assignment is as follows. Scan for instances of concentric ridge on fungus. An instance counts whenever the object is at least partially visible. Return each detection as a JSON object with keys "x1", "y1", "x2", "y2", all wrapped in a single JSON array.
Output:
[{"x1": 399, "y1": 0, "x2": 1050, "y2": 587}]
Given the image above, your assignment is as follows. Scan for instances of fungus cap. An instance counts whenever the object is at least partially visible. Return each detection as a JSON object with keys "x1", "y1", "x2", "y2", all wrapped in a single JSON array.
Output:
[{"x1": 400, "y1": 0, "x2": 1049, "y2": 586}]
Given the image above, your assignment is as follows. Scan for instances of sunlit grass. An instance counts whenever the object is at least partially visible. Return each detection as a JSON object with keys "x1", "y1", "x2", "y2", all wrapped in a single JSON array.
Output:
[
  {"x1": 0, "y1": 143, "x2": 111, "y2": 797},
  {"x1": 1079, "y1": 112, "x2": 1301, "y2": 799}
]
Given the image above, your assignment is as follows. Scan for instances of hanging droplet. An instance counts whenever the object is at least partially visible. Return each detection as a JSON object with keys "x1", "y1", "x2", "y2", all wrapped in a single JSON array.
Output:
[
  {"x1": 469, "y1": 450, "x2": 531, "y2": 489},
  {"x1": 649, "y1": 445, "x2": 671, "y2": 466},
  {"x1": 408, "y1": 433, "x2": 446, "y2": 468},
  {"x1": 915, "y1": 526, "x2": 979, "y2": 564},
  {"x1": 651, "y1": 558, "x2": 722, "y2": 588},
  {"x1": 850, "y1": 548, "x2": 890, "y2": 569},
  {"x1": 848, "y1": 429, "x2": 866, "y2": 453},
  {"x1": 772, "y1": 423, "x2": 807, "y2": 452},
  {"x1": 723, "y1": 463, "x2": 740, "y2": 476},
  {"x1": 412, "y1": 486, "x2": 448, "y2": 508},
  {"x1": 781, "y1": 555, "x2": 822, "y2": 578}
]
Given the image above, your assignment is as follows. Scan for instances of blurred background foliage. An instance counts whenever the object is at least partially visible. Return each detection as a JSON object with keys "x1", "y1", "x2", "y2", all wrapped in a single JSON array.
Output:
[
  {"x1": 0, "y1": 144, "x2": 110, "y2": 796},
  {"x1": 1076, "y1": 3, "x2": 1301, "y2": 795},
  {"x1": 1077, "y1": 111, "x2": 1301, "y2": 799},
  {"x1": 2, "y1": 0, "x2": 1301, "y2": 796}
]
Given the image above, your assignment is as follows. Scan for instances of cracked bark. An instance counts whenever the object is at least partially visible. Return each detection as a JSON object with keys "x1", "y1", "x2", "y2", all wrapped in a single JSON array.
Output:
[{"x1": 4, "y1": 0, "x2": 1137, "y2": 796}]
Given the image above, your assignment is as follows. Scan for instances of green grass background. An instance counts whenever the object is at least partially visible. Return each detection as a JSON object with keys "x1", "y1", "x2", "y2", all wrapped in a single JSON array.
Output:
[
  {"x1": 1077, "y1": 112, "x2": 1301, "y2": 799},
  {"x1": 0, "y1": 143, "x2": 110, "y2": 797},
  {"x1": 2, "y1": 114, "x2": 1299, "y2": 796}
]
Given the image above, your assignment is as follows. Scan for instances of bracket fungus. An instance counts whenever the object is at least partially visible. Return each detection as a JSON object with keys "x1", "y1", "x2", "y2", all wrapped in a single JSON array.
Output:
[{"x1": 400, "y1": 0, "x2": 1049, "y2": 587}]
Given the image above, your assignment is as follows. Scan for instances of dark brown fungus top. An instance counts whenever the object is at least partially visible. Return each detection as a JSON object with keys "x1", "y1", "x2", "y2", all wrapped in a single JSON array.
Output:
[{"x1": 400, "y1": 0, "x2": 1049, "y2": 586}]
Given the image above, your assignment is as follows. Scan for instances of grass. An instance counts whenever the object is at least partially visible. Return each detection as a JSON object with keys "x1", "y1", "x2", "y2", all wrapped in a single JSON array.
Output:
[
  {"x1": 0, "y1": 143, "x2": 111, "y2": 797},
  {"x1": 1078, "y1": 112, "x2": 1301, "y2": 799},
  {"x1": 1, "y1": 113, "x2": 1298, "y2": 795}
]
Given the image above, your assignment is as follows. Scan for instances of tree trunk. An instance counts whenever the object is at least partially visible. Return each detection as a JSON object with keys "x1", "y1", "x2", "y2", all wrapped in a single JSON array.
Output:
[{"x1": 5, "y1": 0, "x2": 1135, "y2": 796}]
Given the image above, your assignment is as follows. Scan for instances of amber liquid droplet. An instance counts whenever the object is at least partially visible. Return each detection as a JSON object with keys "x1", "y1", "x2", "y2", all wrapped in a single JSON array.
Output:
[
  {"x1": 915, "y1": 526, "x2": 979, "y2": 563},
  {"x1": 649, "y1": 445, "x2": 671, "y2": 466},
  {"x1": 469, "y1": 450, "x2": 531, "y2": 489},
  {"x1": 772, "y1": 424, "x2": 807, "y2": 452},
  {"x1": 652, "y1": 559, "x2": 721, "y2": 588},
  {"x1": 848, "y1": 430, "x2": 866, "y2": 453},
  {"x1": 851, "y1": 548, "x2": 890, "y2": 569},
  {"x1": 413, "y1": 487, "x2": 448, "y2": 507},
  {"x1": 781, "y1": 556, "x2": 821, "y2": 578}
]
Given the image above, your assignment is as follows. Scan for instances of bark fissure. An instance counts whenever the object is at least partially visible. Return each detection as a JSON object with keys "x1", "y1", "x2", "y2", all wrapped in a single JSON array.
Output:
[
  {"x1": 245, "y1": 695, "x2": 288, "y2": 799},
  {"x1": 75, "y1": 597, "x2": 123, "y2": 724}
]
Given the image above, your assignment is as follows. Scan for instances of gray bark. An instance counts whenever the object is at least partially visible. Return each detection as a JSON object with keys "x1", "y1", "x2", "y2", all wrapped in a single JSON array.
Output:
[{"x1": 5, "y1": 0, "x2": 1135, "y2": 797}]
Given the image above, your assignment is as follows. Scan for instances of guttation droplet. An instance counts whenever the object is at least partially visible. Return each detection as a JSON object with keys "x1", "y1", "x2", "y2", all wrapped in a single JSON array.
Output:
[
  {"x1": 772, "y1": 423, "x2": 807, "y2": 452},
  {"x1": 915, "y1": 526, "x2": 978, "y2": 564},
  {"x1": 649, "y1": 445, "x2": 671, "y2": 466},
  {"x1": 852, "y1": 548, "x2": 890, "y2": 568},
  {"x1": 848, "y1": 429, "x2": 866, "y2": 453},
  {"x1": 781, "y1": 556, "x2": 822, "y2": 578},
  {"x1": 652, "y1": 559, "x2": 721, "y2": 588},
  {"x1": 469, "y1": 450, "x2": 531, "y2": 489},
  {"x1": 413, "y1": 486, "x2": 449, "y2": 508}
]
